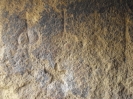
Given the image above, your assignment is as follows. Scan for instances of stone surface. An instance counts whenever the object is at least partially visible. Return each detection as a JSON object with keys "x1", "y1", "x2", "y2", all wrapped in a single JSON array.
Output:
[{"x1": 0, "y1": 0, "x2": 133, "y2": 99}]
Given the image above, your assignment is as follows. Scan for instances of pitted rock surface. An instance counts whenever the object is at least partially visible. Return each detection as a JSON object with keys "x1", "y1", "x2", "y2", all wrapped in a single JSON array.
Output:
[{"x1": 0, "y1": 0, "x2": 133, "y2": 99}]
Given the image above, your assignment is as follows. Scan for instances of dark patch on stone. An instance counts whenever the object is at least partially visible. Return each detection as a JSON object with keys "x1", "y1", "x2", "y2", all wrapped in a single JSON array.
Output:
[
  {"x1": 2, "y1": 11, "x2": 9, "y2": 18},
  {"x1": 56, "y1": 3, "x2": 66, "y2": 11},
  {"x1": 2, "y1": 14, "x2": 27, "y2": 50},
  {"x1": 65, "y1": 0, "x2": 127, "y2": 34},
  {"x1": 13, "y1": 48, "x2": 31, "y2": 75},
  {"x1": 32, "y1": 45, "x2": 48, "y2": 60},
  {"x1": 98, "y1": 4, "x2": 112, "y2": 13},
  {"x1": 67, "y1": 0, "x2": 95, "y2": 19},
  {"x1": 67, "y1": 0, "x2": 127, "y2": 20},
  {"x1": 39, "y1": 6, "x2": 64, "y2": 36},
  {"x1": 79, "y1": 41, "x2": 83, "y2": 48},
  {"x1": 66, "y1": 0, "x2": 117, "y2": 19},
  {"x1": 71, "y1": 88, "x2": 81, "y2": 96},
  {"x1": 32, "y1": 44, "x2": 55, "y2": 68},
  {"x1": 81, "y1": 87, "x2": 89, "y2": 98},
  {"x1": 127, "y1": 0, "x2": 133, "y2": 12},
  {"x1": 129, "y1": 25, "x2": 133, "y2": 42},
  {"x1": 98, "y1": 0, "x2": 127, "y2": 13},
  {"x1": 117, "y1": 82, "x2": 133, "y2": 99},
  {"x1": 1, "y1": 14, "x2": 29, "y2": 74},
  {"x1": 96, "y1": 0, "x2": 115, "y2": 13}
]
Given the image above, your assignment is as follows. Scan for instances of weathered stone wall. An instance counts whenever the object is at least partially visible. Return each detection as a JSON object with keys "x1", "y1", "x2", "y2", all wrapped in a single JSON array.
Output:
[{"x1": 0, "y1": 0, "x2": 133, "y2": 99}]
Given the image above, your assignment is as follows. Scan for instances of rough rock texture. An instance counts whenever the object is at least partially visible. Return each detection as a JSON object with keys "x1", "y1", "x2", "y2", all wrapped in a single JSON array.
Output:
[{"x1": 0, "y1": 0, "x2": 133, "y2": 99}]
